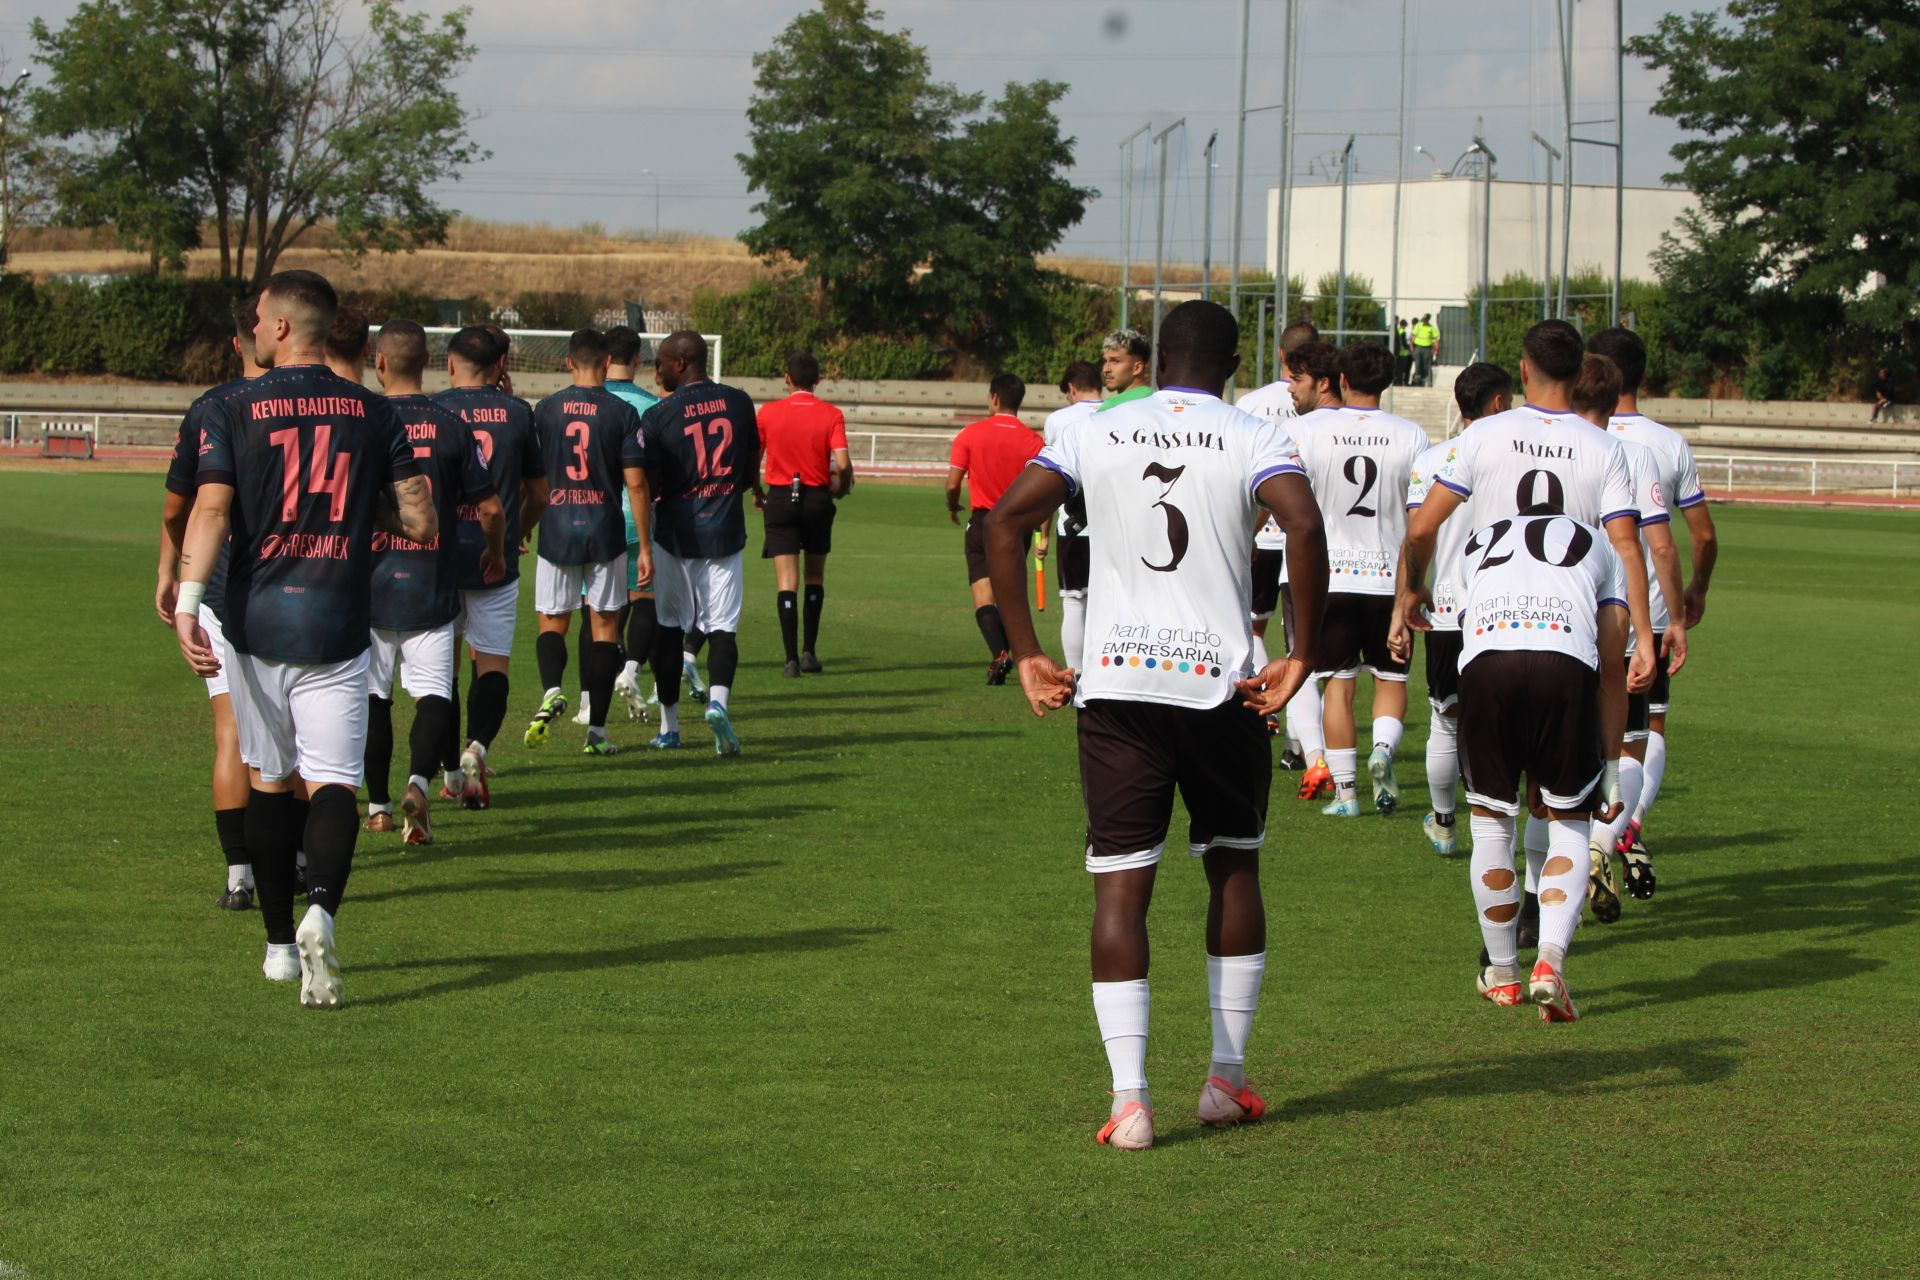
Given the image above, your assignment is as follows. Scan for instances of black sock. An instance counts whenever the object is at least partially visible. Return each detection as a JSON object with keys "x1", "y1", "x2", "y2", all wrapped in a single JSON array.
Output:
[
  {"x1": 246, "y1": 789, "x2": 299, "y2": 944},
  {"x1": 684, "y1": 626, "x2": 706, "y2": 658},
  {"x1": 410, "y1": 695, "x2": 453, "y2": 782},
  {"x1": 290, "y1": 796, "x2": 310, "y2": 848},
  {"x1": 707, "y1": 631, "x2": 740, "y2": 689},
  {"x1": 975, "y1": 605, "x2": 1009, "y2": 657},
  {"x1": 1434, "y1": 811, "x2": 1455, "y2": 828},
  {"x1": 536, "y1": 630, "x2": 568, "y2": 695},
  {"x1": 615, "y1": 603, "x2": 632, "y2": 665},
  {"x1": 586, "y1": 641, "x2": 620, "y2": 729},
  {"x1": 652, "y1": 625, "x2": 685, "y2": 708},
  {"x1": 302, "y1": 784, "x2": 360, "y2": 919},
  {"x1": 214, "y1": 807, "x2": 248, "y2": 868},
  {"x1": 625, "y1": 596, "x2": 657, "y2": 671},
  {"x1": 777, "y1": 591, "x2": 799, "y2": 662},
  {"x1": 468, "y1": 670, "x2": 510, "y2": 748},
  {"x1": 364, "y1": 695, "x2": 394, "y2": 805},
  {"x1": 802, "y1": 585, "x2": 824, "y2": 654},
  {"x1": 576, "y1": 613, "x2": 593, "y2": 687},
  {"x1": 442, "y1": 665, "x2": 463, "y2": 772}
]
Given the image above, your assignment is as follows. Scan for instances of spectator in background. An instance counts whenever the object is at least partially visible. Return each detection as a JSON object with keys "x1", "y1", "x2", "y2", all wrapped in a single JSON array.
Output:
[
  {"x1": 1412, "y1": 315, "x2": 1439, "y2": 386},
  {"x1": 1870, "y1": 367, "x2": 1896, "y2": 423},
  {"x1": 1394, "y1": 319, "x2": 1414, "y2": 386}
]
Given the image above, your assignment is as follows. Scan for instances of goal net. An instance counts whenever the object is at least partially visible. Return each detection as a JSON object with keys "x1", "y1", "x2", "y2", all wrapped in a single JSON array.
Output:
[{"x1": 419, "y1": 328, "x2": 725, "y2": 381}]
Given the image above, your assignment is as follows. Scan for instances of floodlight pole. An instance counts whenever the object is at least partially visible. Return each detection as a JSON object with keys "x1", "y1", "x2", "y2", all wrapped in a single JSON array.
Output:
[
  {"x1": 1118, "y1": 123, "x2": 1151, "y2": 332},
  {"x1": 1532, "y1": 132, "x2": 1562, "y2": 321},
  {"x1": 1227, "y1": 0, "x2": 1250, "y2": 337},
  {"x1": 1335, "y1": 136, "x2": 1354, "y2": 344},
  {"x1": 1556, "y1": 0, "x2": 1574, "y2": 317},
  {"x1": 1613, "y1": 0, "x2": 1625, "y2": 325},
  {"x1": 1202, "y1": 129, "x2": 1219, "y2": 301},
  {"x1": 1152, "y1": 117, "x2": 1188, "y2": 367},
  {"x1": 1385, "y1": 0, "x2": 1407, "y2": 409},
  {"x1": 1471, "y1": 135, "x2": 1497, "y2": 363}
]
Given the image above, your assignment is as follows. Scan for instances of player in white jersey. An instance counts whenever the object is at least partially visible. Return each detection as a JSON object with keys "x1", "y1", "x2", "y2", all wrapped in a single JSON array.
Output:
[
  {"x1": 982, "y1": 301, "x2": 1329, "y2": 1151},
  {"x1": 1452, "y1": 506, "x2": 1630, "y2": 1021},
  {"x1": 1396, "y1": 362, "x2": 1513, "y2": 856},
  {"x1": 1041, "y1": 360, "x2": 1105, "y2": 669},
  {"x1": 1272, "y1": 340, "x2": 1344, "y2": 800},
  {"x1": 1291, "y1": 341, "x2": 1429, "y2": 818},
  {"x1": 1236, "y1": 320, "x2": 1318, "y2": 766},
  {"x1": 1588, "y1": 327, "x2": 1719, "y2": 883}
]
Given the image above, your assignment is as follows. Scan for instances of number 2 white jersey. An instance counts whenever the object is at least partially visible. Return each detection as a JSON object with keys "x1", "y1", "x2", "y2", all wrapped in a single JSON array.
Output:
[
  {"x1": 1406, "y1": 435, "x2": 1474, "y2": 631},
  {"x1": 1033, "y1": 388, "x2": 1305, "y2": 710},
  {"x1": 1042, "y1": 399, "x2": 1100, "y2": 535},
  {"x1": 1431, "y1": 404, "x2": 1640, "y2": 531},
  {"x1": 1235, "y1": 379, "x2": 1296, "y2": 552},
  {"x1": 1458, "y1": 513, "x2": 1628, "y2": 673},
  {"x1": 1291, "y1": 405, "x2": 1429, "y2": 597}
]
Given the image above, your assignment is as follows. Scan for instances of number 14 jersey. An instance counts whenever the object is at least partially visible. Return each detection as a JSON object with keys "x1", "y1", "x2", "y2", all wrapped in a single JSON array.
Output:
[{"x1": 1033, "y1": 388, "x2": 1304, "y2": 711}]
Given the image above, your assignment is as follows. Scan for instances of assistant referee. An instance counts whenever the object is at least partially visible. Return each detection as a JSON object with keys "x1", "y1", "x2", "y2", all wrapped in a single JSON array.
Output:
[{"x1": 759, "y1": 351, "x2": 853, "y2": 677}]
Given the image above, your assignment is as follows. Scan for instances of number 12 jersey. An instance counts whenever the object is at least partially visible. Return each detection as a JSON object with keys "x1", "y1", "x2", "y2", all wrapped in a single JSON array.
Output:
[{"x1": 1033, "y1": 388, "x2": 1304, "y2": 710}]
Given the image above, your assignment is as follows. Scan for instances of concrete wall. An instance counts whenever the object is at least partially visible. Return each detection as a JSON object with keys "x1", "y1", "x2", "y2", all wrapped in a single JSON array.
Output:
[{"x1": 1265, "y1": 180, "x2": 1698, "y2": 311}]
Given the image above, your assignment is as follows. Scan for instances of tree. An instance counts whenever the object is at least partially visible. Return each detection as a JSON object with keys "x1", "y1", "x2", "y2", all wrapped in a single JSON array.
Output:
[
  {"x1": 31, "y1": 0, "x2": 486, "y2": 286},
  {"x1": 0, "y1": 52, "x2": 56, "y2": 270},
  {"x1": 1630, "y1": 1, "x2": 1920, "y2": 343},
  {"x1": 739, "y1": 0, "x2": 1092, "y2": 342}
]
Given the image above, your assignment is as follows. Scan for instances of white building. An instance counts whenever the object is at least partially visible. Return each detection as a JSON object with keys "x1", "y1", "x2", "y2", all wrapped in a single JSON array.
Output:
[{"x1": 1265, "y1": 178, "x2": 1698, "y2": 312}]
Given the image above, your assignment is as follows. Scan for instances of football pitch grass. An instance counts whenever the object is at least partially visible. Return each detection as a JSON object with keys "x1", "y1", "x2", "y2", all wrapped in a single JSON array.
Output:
[{"x1": 1, "y1": 473, "x2": 1916, "y2": 1278}]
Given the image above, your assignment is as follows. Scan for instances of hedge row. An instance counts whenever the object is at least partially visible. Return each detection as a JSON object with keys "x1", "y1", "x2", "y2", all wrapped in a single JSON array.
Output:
[{"x1": 0, "y1": 274, "x2": 243, "y2": 381}]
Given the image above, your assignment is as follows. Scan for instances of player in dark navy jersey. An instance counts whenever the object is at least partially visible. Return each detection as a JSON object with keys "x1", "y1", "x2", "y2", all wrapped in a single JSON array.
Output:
[
  {"x1": 157, "y1": 293, "x2": 262, "y2": 912},
  {"x1": 172, "y1": 269, "x2": 437, "y2": 1009},
  {"x1": 524, "y1": 328, "x2": 652, "y2": 755},
  {"x1": 435, "y1": 326, "x2": 548, "y2": 809},
  {"x1": 358, "y1": 320, "x2": 504, "y2": 846},
  {"x1": 635, "y1": 331, "x2": 761, "y2": 755}
]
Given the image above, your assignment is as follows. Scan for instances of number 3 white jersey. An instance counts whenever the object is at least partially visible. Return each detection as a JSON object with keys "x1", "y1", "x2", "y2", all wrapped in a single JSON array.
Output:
[
  {"x1": 1033, "y1": 388, "x2": 1305, "y2": 710},
  {"x1": 1235, "y1": 379, "x2": 1296, "y2": 552},
  {"x1": 1291, "y1": 405, "x2": 1429, "y2": 596},
  {"x1": 1431, "y1": 404, "x2": 1640, "y2": 531},
  {"x1": 1457, "y1": 513, "x2": 1628, "y2": 673}
]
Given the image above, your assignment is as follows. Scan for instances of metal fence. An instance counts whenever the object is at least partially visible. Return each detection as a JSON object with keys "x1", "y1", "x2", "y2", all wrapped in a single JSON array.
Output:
[{"x1": 1693, "y1": 453, "x2": 1911, "y2": 501}]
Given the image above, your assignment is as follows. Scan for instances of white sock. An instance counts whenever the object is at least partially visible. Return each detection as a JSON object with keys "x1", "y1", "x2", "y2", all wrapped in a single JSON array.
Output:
[
  {"x1": 1469, "y1": 813, "x2": 1520, "y2": 973},
  {"x1": 228, "y1": 863, "x2": 251, "y2": 891},
  {"x1": 1326, "y1": 746, "x2": 1358, "y2": 798},
  {"x1": 1371, "y1": 715, "x2": 1404, "y2": 756},
  {"x1": 1425, "y1": 711, "x2": 1459, "y2": 815},
  {"x1": 1207, "y1": 952, "x2": 1266, "y2": 1089},
  {"x1": 1091, "y1": 979, "x2": 1150, "y2": 1110},
  {"x1": 1061, "y1": 595, "x2": 1087, "y2": 669},
  {"x1": 682, "y1": 650, "x2": 700, "y2": 669},
  {"x1": 586, "y1": 724, "x2": 607, "y2": 743},
  {"x1": 708, "y1": 684, "x2": 730, "y2": 712},
  {"x1": 467, "y1": 739, "x2": 487, "y2": 762},
  {"x1": 544, "y1": 685, "x2": 562, "y2": 701},
  {"x1": 407, "y1": 773, "x2": 431, "y2": 800},
  {"x1": 1523, "y1": 814, "x2": 1548, "y2": 893},
  {"x1": 660, "y1": 703, "x2": 679, "y2": 734},
  {"x1": 1634, "y1": 731, "x2": 1667, "y2": 825},
  {"x1": 442, "y1": 766, "x2": 462, "y2": 794},
  {"x1": 1538, "y1": 818, "x2": 1590, "y2": 972},
  {"x1": 1251, "y1": 633, "x2": 1271, "y2": 670},
  {"x1": 367, "y1": 802, "x2": 392, "y2": 816},
  {"x1": 621, "y1": 658, "x2": 640, "y2": 679},
  {"x1": 1594, "y1": 757, "x2": 1644, "y2": 852},
  {"x1": 1288, "y1": 678, "x2": 1327, "y2": 761}
]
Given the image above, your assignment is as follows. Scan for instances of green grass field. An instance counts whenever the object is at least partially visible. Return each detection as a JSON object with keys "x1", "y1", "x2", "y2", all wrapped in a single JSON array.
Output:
[{"x1": 1, "y1": 473, "x2": 1917, "y2": 1278}]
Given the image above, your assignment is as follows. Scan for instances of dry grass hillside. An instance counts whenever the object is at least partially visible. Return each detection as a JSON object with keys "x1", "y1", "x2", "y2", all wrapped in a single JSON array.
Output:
[{"x1": 7, "y1": 219, "x2": 784, "y2": 311}]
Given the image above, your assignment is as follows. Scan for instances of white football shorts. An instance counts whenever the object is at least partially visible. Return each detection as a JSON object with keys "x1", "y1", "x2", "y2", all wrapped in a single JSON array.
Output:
[
  {"x1": 652, "y1": 547, "x2": 743, "y2": 633},
  {"x1": 369, "y1": 619, "x2": 458, "y2": 701},
  {"x1": 534, "y1": 555, "x2": 626, "y2": 615},
  {"x1": 200, "y1": 607, "x2": 232, "y2": 700},
  {"x1": 460, "y1": 579, "x2": 520, "y2": 658},
  {"x1": 229, "y1": 648, "x2": 370, "y2": 788}
]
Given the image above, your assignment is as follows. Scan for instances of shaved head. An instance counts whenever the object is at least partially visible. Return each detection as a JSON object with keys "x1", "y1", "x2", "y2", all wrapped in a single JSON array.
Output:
[{"x1": 656, "y1": 329, "x2": 709, "y2": 393}]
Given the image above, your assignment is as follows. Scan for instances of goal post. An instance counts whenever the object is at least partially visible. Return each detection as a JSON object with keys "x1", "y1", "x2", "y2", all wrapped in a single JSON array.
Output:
[{"x1": 418, "y1": 328, "x2": 725, "y2": 381}]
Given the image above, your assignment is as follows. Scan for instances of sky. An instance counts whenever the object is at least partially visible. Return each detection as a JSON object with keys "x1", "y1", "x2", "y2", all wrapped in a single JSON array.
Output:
[{"x1": 0, "y1": 0, "x2": 1717, "y2": 265}]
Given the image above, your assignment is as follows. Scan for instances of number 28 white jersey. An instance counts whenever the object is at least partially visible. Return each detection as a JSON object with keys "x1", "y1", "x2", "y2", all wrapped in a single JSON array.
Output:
[
  {"x1": 1034, "y1": 389, "x2": 1305, "y2": 710},
  {"x1": 1292, "y1": 405, "x2": 1429, "y2": 596},
  {"x1": 1457, "y1": 513, "x2": 1628, "y2": 673}
]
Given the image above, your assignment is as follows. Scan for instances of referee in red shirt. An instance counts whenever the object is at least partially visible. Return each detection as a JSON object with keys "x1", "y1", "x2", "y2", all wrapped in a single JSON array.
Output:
[
  {"x1": 945, "y1": 373, "x2": 1043, "y2": 685},
  {"x1": 759, "y1": 351, "x2": 854, "y2": 677}
]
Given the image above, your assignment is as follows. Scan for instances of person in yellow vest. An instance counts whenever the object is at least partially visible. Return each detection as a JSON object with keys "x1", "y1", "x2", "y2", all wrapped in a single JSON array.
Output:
[{"x1": 1411, "y1": 315, "x2": 1439, "y2": 386}]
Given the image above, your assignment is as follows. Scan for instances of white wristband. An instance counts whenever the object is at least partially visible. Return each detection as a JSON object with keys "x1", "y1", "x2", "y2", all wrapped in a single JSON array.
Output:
[
  {"x1": 1602, "y1": 759, "x2": 1622, "y2": 809},
  {"x1": 177, "y1": 580, "x2": 206, "y2": 617}
]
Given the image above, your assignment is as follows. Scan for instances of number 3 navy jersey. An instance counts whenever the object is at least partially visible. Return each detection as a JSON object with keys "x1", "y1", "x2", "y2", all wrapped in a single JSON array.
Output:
[
  {"x1": 371, "y1": 394, "x2": 496, "y2": 632},
  {"x1": 1457, "y1": 512, "x2": 1628, "y2": 673},
  {"x1": 532, "y1": 385, "x2": 642, "y2": 566},
  {"x1": 434, "y1": 384, "x2": 545, "y2": 589},
  {"x1": 194, "y1": 363, "x2": 419, "y2": 664},
  {"x1": 635, "y1": 379, "x2": 761, "y2": 559},
  {"x1": 1033, "y1": 388, "x2": 1305, "y2": 711},
  {"x1": 166, "y1": 378, "x2": 243, "y2": 623},
  {"x1": 1290, "y1": 404, "x2": 1428, "y2": 596}
]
